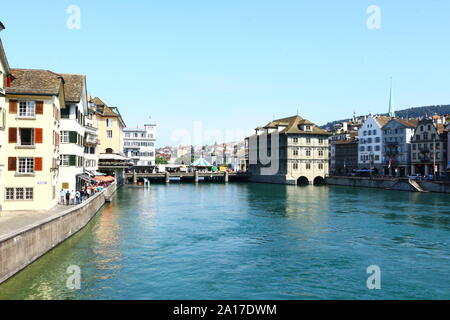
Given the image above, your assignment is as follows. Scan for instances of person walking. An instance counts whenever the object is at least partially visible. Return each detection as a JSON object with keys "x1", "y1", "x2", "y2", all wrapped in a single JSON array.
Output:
[
  {"x1": 65, "y1": 190, "x2": 70, "y2": 205},
  {"x1": 70, "y1": 190, "x2": 75, "y2": 205},
  {"x1": 60, "y1": 189, "x2": 66, "y2": 205},
  {"x1": 76, "y1": 190, "x2": 81, "y2": 204}
]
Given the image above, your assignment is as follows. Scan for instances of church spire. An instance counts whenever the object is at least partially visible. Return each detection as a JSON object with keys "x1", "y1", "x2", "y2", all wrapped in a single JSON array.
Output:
[{"x1": 388, "y1": 77, "x2": 395, "y2": 117}]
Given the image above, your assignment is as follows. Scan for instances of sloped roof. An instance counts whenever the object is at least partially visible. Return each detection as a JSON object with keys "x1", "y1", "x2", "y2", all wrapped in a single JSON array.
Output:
[
  {"x1": 7, "y1": 69, "x2": 64, "y2": 95},
  {"x1": 261, "y1": 115, "x2": 331, "y2": 135},
  {"x1": 61, "y1": 74, "x2": 85, "y2": 103},
  {"x1": 0, "y1": 38, "x2": 10, "y2": 76},
  {"x1": 373, "y1": 116, "x2": 392, "y2": 128},
  {"x1": 384, "y1": 118, "x2": 419, "y2": 128},
  {"x1": 91, "y1": 96, "x2": 126, "y2": 127}
]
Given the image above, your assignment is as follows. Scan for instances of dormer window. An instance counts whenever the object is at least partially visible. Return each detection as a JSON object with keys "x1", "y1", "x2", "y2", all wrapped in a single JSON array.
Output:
[{"x1": 305, "y1": 125, "x2": 311, "y2": 131}]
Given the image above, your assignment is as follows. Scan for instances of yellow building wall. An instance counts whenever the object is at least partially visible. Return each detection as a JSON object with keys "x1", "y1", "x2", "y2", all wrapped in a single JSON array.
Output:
[
  {"x1": 96, "y1": 115, "x2": 124, "y2": 154},
  {"x1": 1, "y1": 95, "x2": 61, "y2": 211}
]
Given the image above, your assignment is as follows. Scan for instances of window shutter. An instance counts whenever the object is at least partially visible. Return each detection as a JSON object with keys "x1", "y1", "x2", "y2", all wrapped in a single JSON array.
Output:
[
  {"x1": 8, "y1": 127, "x2": 17, "y2": 143},
  {"x1": 36, "y1": 101, "x2": 44, "y2": 115},
  {"x1": 69, "y1": 131, "x2": 77, "y2": 143},
  {"x1": 8, "y1": 157, "x2": 16, "y2": 171},
  {"x1": 69, "y1": 155, "x2": 76, "y2": 166},
  {"x1": 9, "y1": 100, "x2": 17, "y2": 114},
  {"x1": 35, "y1": 128, "x2": 43, "y2": 144},
  {"x1": 35, "y1": 157, "x2": 43, "y2": 171}
]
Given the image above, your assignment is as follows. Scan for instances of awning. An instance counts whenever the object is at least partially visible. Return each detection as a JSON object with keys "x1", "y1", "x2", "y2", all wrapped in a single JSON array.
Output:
[
  {"x1": 77, "y1": 174, "x2": 96, "y2": 183},
  {"x1": 94, "y1": 176, "x2": 116, "y2": 183}
]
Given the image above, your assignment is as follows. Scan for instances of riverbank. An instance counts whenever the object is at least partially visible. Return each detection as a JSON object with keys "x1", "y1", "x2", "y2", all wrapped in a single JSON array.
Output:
[
  {"x1": 0, "y1": 181, "x2": 118, "y2": 284},
  {"x1": 326, "y1": 176, "x2": 450, "y2": 193}
]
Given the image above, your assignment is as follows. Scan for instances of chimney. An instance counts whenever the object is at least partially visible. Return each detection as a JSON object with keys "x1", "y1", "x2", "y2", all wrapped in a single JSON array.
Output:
[{"x1": 0, "y1": 22, "x2": 5, "y2": 32}]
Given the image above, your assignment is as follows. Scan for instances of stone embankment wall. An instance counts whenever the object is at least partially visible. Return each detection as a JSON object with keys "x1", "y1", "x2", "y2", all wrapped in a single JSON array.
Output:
[
  {"x1": 326, "y1": 176, "x2": 450, "y2": 193},
  {"x1": 0, "y1": 182, "x2": 117, "y2": 284}
]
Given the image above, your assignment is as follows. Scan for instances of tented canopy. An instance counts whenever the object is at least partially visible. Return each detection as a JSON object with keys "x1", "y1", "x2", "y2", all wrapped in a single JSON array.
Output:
[{"x1": 191, "y1": 157, "x2": 212, "y2": 167}]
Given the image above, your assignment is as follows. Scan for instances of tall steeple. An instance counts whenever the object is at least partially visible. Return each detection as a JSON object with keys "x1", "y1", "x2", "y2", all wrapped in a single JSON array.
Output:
[{"x1": 388, "y1": 77, "x2": 395, "y2": 117}]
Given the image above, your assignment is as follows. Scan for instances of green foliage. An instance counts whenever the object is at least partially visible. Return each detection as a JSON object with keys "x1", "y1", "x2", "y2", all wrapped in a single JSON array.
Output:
[{"x1": 155, "y1": 156, "x2": 168, "y2": 164}]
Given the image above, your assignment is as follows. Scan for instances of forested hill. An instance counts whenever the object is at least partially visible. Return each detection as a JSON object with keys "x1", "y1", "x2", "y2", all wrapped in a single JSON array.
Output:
[{"x1": 321, "y1": 105, "x2": 450, "y2": 129}]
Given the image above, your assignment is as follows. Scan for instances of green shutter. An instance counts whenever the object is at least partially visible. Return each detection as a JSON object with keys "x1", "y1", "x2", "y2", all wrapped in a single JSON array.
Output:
[
  {"x1": 69, "y1": 131, "x2": 77, "y2": 143},
  {"x1": 69, "y1": 155, "x2": 76, "y2": 166}
]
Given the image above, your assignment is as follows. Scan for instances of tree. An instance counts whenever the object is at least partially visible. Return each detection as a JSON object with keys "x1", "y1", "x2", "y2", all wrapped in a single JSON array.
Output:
[{"x1": 155, "y1": 156, "x2": 168, "y2": 165}]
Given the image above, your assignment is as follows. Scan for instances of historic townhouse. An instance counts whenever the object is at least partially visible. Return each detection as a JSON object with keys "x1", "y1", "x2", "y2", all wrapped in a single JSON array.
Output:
[
  {"x1": 382, "y1": 118, "x2": 418, "y2": 177},
  {"x1": 2, "y1": 69, "x2": 64, "y2": 211},
  {"x1": 59, "y1": 74, "x2": 88, "y2": 192},
  {"x1": 84, "y1": 99, "x2": 99, "y2": 172},
  {"x1": 411, "y1": 118, "x2": 448, "y2": 177},
  {"x1": 358, "y1": 115, "x2": 390, "y2": 174},
  {"x1": 0, "y1": 22, "x2": 12, "y2": 211},
  {"x1": 247, "y1": 115, "x2": 331, "y2": 185},
  {"x1": 91, "y1": 97, "x2": 129, "y2": 184},
  {"x1": 124, "y1": 124, "x2": 156, "y2": 170}
]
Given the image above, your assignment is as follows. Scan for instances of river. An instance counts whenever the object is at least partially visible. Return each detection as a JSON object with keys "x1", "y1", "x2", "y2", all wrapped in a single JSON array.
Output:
[{"x1": 0, "y1": 183, "x2": 449, "y2": 300}]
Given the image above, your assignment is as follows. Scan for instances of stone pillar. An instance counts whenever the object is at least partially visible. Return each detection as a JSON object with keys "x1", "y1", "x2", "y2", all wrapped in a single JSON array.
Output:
[
  {"x1": 133, "y1": 171, "x2": 137, "y2": 184},
  {"x1": 165, "y1": 171, "x2": 170, "y2": 183},
  {"x1": 194, "y1": 170, "x2": 199, "y2": 183},
  {"x1": 224, "y1": 171, "x2": 229, "y2": 183}
]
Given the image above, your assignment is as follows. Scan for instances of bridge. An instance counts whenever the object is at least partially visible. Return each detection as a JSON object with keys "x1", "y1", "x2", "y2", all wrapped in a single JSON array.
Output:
[{"x1": 125, "y1": 171, "x2": 250, "y2": 184}]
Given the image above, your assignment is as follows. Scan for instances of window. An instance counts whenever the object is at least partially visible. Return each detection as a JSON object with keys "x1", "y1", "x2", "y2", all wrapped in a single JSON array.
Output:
[
  {"x1": 306, "y1": 138, "x2": 311, "y2": 144},
  {"x1": 318, "y1": 163, "x2": 324, "y2": 170},
  {"x1": 25, "y1": 188, "x2": 33, "y2": 200},
  {"x1": 61, "y1": 131, "x2": 70, "y2": 143},
  {"x1": 318, "y1": 150, "x2": 324, "y2": 157},
  {"x1": 360, "y1": 146, "x2": 365, "y2": 152},
  {"x1": 293, "y1": 149, "x2": 299, "y2": 156},
  {"x1": 293, "y1": 163, "x2": 298, "y2": 170},
  {"x1": 318, "y1": 138, "x2": 324, "y2": 144},
  {"x1": 293, "y1": 137, "x2": 298, "y2": 143},
  {"x1": 19, "y1": 128, "x2": 34, "y2": 146},
  {"x1": 375, "y1": 145, "x2": 380, "y2": 151},
  {"x1": 5, "y1": 188, "x2": 14, "y2": 200},
  {"x1": 18, "y1": 101, "x2": 35, "y2": 118},
  {"x1": 15, "y1": 187, "x2": 25, "y2": 200},
  {"x1": 125, "y1": 133, "x2": 130, "y2": 137},
  {"x1": 18, "y1": 158, "x2": 34, "y2": 174},
  {"x1": 60, "y1": 155, "x2": 70, "y2": 166},
  {"x1": 106, "y1": 119, "x2": 113, "y2": 128},
  {"x1": 107, "y1": 130, "x2": 113, "y2": 138},
  {"x1": 306, "y1": 163, "x2": 311, "y2": 170},
  {"x1": 306, "y1": 149, "x2": 311, "y2": 157}
]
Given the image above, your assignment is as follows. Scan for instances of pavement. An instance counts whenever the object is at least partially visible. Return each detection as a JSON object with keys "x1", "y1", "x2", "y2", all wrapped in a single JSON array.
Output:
[{"x1": 0, "y1": 204, "x2": 77, "y2": 240}]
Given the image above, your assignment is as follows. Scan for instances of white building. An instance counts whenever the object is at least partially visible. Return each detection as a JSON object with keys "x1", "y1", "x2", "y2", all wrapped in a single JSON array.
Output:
[
  {"x1": 59, "y1": 74, "x2": 88, "y2": 192},
  {"x1": 124, "y1": 124, "x2": 156, "y2": 168},
  {"x1": 358, "y1": 115, "x2": 390, "y2": 173},
  {"x1": 0, "y1": 22, "x2": 11, "y2": 211},
  {"x1": 84, "y1": 100, "x2": 99, "y2": 172}
]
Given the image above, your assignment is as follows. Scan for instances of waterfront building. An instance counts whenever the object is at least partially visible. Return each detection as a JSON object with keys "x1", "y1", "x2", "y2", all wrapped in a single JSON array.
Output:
[
  {"x1": 92, "y1": 97, "x2": 129, "y2": 184},
  {"x1": 247, "y1": 115, "x2": 331, "y2": 185},
  {"x1": 330, "y1": 137, "x2": 359, "y2": 176},
  {"x1": 0, "y1": 22, "x2": 12, "y2": 211},
  {"x1": 58, "y1": 74, "x2": 88, "y2": 192},
  {"x1": 2, "y1": 69, "x2": 64, "y2": 211},
  {"x1": 381, "y1": 118, "x2": 418, "y2": 177},
  {"x1": 358, "y1": 115, "x2": 391, "y2": 174},
  {"x1": 124, "y1": 124, "x2": 156, "y2": 170},
  {"x1": 84, "y1": 98, "x2": 99, "y2": 172},
  {"x1": 411, "y1": 118, "x2": 448, "y2": 177}
]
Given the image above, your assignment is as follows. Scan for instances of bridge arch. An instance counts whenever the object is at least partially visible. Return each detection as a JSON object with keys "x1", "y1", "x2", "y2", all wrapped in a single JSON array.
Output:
[
  {"x1": 313, "y1": 176, "x2": 326, "y2": 186},
  {"x1": 297, "y1": 176, "x2": 309, "y2": 185}
]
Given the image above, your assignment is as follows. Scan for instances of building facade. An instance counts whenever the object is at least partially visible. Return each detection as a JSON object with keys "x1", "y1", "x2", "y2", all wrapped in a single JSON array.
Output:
[
  {"x1": 2, "y1": 69, "x2": 64, "y2": 211},
  {"x1": 124, "y1": 124, "x2": 156, "y2": 169},
  {"x1": 84, "y1": 100, "x2": 99, "y2": 172},
  {"x1": 0, "y1": 22, "x2": 12, "y2": 210},
  {"x1": 411, "y1": 118, "x2": 448, "y2": 177},
  {"x1": 358, "y1": 115, "x2": 390, "y2": 174},
  {"x1": 381, "y1": 119, "x2": 418, "y2": 177},
  {"x1": 59, "y1": 74, "x2": 88, "y2": 192},
  {"x1": 247, "y1": 115, "x2": 331, "y2": 185},
  {"x1": 330, "y1": 138, "x2": 359, "y2": 175}
]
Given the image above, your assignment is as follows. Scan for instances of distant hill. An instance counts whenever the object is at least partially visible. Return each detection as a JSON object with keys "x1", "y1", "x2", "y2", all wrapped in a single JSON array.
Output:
[{"x1": 321, "y1": 105, "x2": 450, "y2": 130}]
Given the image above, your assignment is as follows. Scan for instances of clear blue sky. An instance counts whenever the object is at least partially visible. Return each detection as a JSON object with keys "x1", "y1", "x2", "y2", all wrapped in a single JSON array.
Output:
[{"x1": 2, "y1": 1, "x2": 450, "y2": 146}]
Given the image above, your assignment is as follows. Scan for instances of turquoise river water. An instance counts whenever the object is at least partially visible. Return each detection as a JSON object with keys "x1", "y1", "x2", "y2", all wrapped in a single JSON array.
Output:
[{"x1": 0, "y1": 183, "x2": 449, "y2": 300}]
